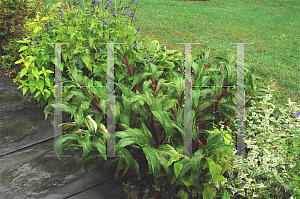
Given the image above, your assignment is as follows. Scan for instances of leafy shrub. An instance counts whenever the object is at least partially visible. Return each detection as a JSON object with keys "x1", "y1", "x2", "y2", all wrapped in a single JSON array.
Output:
[
  {"x1": 225, "y1": 80, "x2": 300, "y2": 198},
  {"x1": 42, "y1": 34, "x2": 270, "y2": 198},
  {"x1": 12, "y1": 0, "x2": 147, "y2": 108},
  {"x1": 0, "y1": 0, "x2": 39, "y2": 73}
]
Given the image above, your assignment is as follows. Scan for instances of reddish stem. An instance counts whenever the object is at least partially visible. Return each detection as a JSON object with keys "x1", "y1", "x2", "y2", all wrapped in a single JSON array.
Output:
[
  {"x1": 173, "y1": 106, "x2": 178, "y2": 116},
  {"x1": 125, "y1": 55, "x2": 139, "y2": 92},
  {"x1": 91, "y1": 101, "x2": 102, "y2": 113},
  {"x1": 125, "y1": 56, "x2": 132, "y2": 76}
]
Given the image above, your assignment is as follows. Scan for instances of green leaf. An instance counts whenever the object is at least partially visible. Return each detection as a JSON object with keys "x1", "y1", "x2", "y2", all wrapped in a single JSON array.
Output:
[
  {"x1": 114, "y1": 101, "x2": 120, "y2": 125},
  {"x1": 117, "y1": 148, "x2": 141, "y2": 180},
  {"x1": 91, "y1": 136, "x2": 107, "y2": 161},
  {"x1": 288, "y1": 153, "x2": 294, "y2": 159},
  {"x1": 120, "y1": 111, "x2": 131, "y2": 127},
  {"x1": 80, "y1": 100, "x2": 91, "y2": 117},
  {"x1": 29, "y1": 56, "x2": 37, "y2": 64},
  {"x1": 115, "y1": 136, "x2": 144, "y2": 152},
  {"x1": 156, "y1": 149, "x2": 176, "y2": 183},
  {"x1": 15, "y1": 58, "x2": 25, "y2": 65},
  {"x1": 221, "y1": 160, "x2": 230, "y2": 175},
  {"x1": 142, "y1": 144, "x2": 161, "y2": 178},
  {"x1": 115, "y1": 82, "x2": 132, "y2": 98},
  {"x1": 191, "y1": 149, "x2": 205, "y2": 188},
  {"x1": 77, "y1": 133, "x2": 92, "y2": 164},
  {"x1": 53, "y1": 134, "x2": 80, "y2": 163},
  {"x1": 81, "y1": 55, "x2": 92, "y2": 72},
  {"x1": 166, "y1": 155, "x2": 181, "y2": 168},
  {"x1": 84, "y1": 115, "x2": 97, "y2": 135},
  {"x1": 29, "y1": 83, "x2": 36, "y2": 93},
  {"x1": 18, "y1": 46, "x2": 28, "y2": 52},
  {"x1": 177, "y1": 158, "x2": 191, "y2": 179},
  {"x1": 74, "y1": 108, "x2": 84, "y2": 128},
  {"x1": 192, "y1": 88, "x2": 201, "y2": 108},
  {"x1": 151, "y1": 108, "x2": 173, "y2": 138},
  {"x1": 223, "y1": 133, "x2": 233, "y2": 145},
  {"x1": 180, "y1": 175, "x2": 194, "y2": 187},
  {"x1": 140, "y1": 122, "x2": 156, "y2": 147},
  {"x1": 294, "y1": 174, "x2": 300, "y2": 181},
  {"x1": 43, "y1": 90, "x2": 50, "y2": 101},
  {"x1": 118, "y1": 73, "x2": 127, "y2": 82},
  {"x1": 34, "y1": 90, "x2": 41, "y2": 98},
  {"x1": 45, "y1": 70, "x2": 54, "y2": 74},
  {"x1": 44, "y1": 103, "x2": 55, "y2": 120},
  {"x1": 174, "y1": 162, "x2": 183, "y2": 179},
  {"x1": 62, "y1": 52, "x2": 68, "y2": 63},
  {"x1": 89, "y1": 86, "x2": 107, "y2": 99},
  {"x1": 170, "y1": 76, "x2": 184, "y2": 100},
  {"x1": 72, "y1": 150, "x2": 102, "y2": 173},
  {"x1": 203, "y1": 186, "x2": 217, "y2": 199},
  {"x1": 34, "y1": 26, "x2": 42, "y2": 33},
  {"x1": 88, "y1": 36, "x2": 95, "y2": 50},
  {"x1": 177, "y1": 106, "x2": 184, "y2": 126},
  {"x1": 207, "y1": 157, "x2": 222, "y2": 182},
  {"x1": 42, "y1": 53, "x2": 49, "y2": 62},
  {"x1": 35, "y1": 57, "x2": 43, "y2": 68},
  {"x1": 130, "y1": 72, "x2": 152, "y2": 90},
  {"x1": 162, "y1": 99, "x2": 178, "y2": 112},
  {"x1": 275, "y1": 175, "x2": 284, "y2": 184},
  {"x1": 36, "y1": 94, "x2": 42, "y2": 103},
  {"x1": 22, "y1": 86, "x2": 28, "y2": 96},
  {"x1": 148, "y1": 40, "x2": 160, "y2": 56},
  {"x1": 129, "y1": 93, "x2": 152, "y2": 107},
  {"x1": 178, "y1": 190, "x2": 189, "y2": 199},
  {"x1": 45, "y1": 77, "x2": 51, "y2": 87},
  {"x1": 54, "y1": 134, "x2": 80, "y2": 152},
  {"x1": 69, "y1": 90, "x2": 86, "y2": 101},
  {"x1": 223, "y1": 189, "x2": 230, "y2": 199},
  {"x1": 60, "y1": 102, "x2": 77, "y2": 119},
  {"x1": 215, "y1": 174, "x2": 226, "y2": 183},
  {"x1": 19, "y1": 67, "x2": 28, "y2": 79},
  {"x1": 170, "y1": 120, "x2": 185, "y2": 141},
  {"x1": 37, "y1": 79, "x2": 44, "y2": 91},
  {"x1": 195, "y1": 100, "x2": 214, "y2": 115}
]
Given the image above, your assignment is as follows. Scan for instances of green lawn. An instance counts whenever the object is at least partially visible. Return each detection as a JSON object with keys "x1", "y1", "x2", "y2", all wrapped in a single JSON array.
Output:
[{"x1": 131, "y1": 0, "x2": 300, "y2": 107}]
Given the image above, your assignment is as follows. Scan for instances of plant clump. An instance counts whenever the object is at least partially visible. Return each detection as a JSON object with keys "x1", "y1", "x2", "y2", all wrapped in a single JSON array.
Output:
[{"x1": 3, "y1": 0, "x2": 287, "y2": 198}]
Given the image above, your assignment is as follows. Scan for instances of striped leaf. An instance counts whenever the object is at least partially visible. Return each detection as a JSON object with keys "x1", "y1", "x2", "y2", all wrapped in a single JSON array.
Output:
[
  {"x1": 142, "y1": 144, "x2": 161, "y2": 178},
  {"x1": 151, "y1": 108, "x2": 173, "y2": 138},
  {"x1": 84, "y1": 115, "x2": 97, "y2": 135}
]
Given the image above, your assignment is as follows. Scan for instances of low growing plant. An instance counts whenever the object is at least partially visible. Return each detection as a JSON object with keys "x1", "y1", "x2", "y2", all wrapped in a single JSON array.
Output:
[
  {"x1": 225, "y1": 80, "x2": 300, "y2": 199},
  {"x1": 122, "y1": 181, "x2": 135, "y2": 192}
]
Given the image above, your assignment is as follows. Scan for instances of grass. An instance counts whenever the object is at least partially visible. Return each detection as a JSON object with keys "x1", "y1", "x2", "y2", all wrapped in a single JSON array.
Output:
[{"x1": 129, "y1": 0, "x2": 300, "y2": 108}]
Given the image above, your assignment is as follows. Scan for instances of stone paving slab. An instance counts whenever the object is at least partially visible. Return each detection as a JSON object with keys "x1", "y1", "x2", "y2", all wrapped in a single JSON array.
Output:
[
  {"x1": 0, "y1": 139, "x2": 128, "y2": 199},
  {"x1": 0, "y1": 69, "x2": 54, "y2": 156}
]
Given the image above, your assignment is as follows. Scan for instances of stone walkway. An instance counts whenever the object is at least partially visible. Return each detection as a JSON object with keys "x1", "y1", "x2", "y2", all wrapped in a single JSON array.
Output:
[{"x1": 0, "y1": 69, "x2": 129, "y2": 198}]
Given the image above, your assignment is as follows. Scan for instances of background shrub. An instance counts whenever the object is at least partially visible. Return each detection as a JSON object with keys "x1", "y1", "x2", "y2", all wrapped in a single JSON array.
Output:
[{"x1": 0, "y1": 0, "x2": 40, "y2": 74}]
